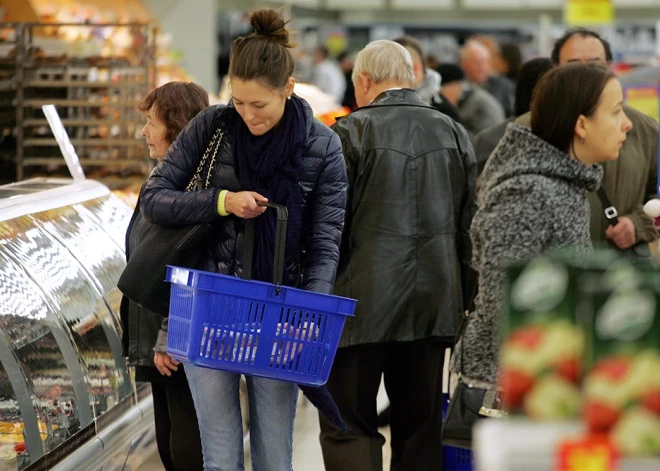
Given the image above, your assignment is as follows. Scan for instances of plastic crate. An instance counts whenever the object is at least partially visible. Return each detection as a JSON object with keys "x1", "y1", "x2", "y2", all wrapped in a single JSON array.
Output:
[
  {"x1": 165, "y1": 265, "x2": 356, "y2": 386},
  {"x1": 442, "y1": 393, "x2": 474, "y2": 471}
]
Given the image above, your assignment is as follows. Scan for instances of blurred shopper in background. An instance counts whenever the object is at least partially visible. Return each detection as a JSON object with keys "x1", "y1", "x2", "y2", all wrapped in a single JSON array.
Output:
[
  {"x1": 319, "y1": 39, "x2": 477, "y2": 471},
  {"x1": 426, "y1": 53, "x2": 441, "y2": 71},
  {"x1": 452, "y1": 62, "x2": 632, "y2": 387},
  {"x1": 394, "y1": 36, "x2": 462, "y2": 124},
  {"x1": 122, "y1": 81, "x2": 209, "y2": 471},
  {"x1": 312, "y1": 45, "x2": 347, "y2": 103},
  {"x1": 438, "y1": 63, "x2": 505, "y2": 139},
  {"x1": 461, "y1": 39, "x2": 515, "y2": 117},
  {"x1": 473, "y1": 57, "x2": 553, "y2": 174},
  {"x1": 140, "y1": 9, "x2": 347, "y2": 471},
  {"x1": 516, "y1": 28, "x2": 659, "y2": 256},
  {"x1": 499, "y1": 42, "x2": 523, "y2": 82},
  {"x1": 338, "y1": 51, "x2": 357, "y2": 110}
]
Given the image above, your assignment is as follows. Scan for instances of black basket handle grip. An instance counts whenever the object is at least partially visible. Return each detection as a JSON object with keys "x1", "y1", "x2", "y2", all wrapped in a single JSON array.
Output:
[{"x1": 242, "y1": 201, "x2": 289, "y2": 286}]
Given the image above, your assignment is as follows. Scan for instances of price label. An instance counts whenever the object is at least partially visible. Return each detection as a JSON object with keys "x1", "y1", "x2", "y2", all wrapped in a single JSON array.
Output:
[
  {"x1": 564, "y1": 0, "x2": 614, "y2": 26},
  {"x1": 625, "y1": 86, "x2": 660, "y2": 122}
]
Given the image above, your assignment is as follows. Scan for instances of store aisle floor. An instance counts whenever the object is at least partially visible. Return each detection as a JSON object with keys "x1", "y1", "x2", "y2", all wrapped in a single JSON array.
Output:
[
  {"x1": 139, "y1": 390, "x2": 392, "y2": 470},
  {"x1": 249, "y1": 396, "x2": 392, "y2": 470}
]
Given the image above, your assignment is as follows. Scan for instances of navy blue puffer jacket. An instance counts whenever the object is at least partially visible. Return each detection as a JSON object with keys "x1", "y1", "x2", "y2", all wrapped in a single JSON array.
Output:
[{"x1": 140, "y1": 100, "x2": 347, "y2": 295}]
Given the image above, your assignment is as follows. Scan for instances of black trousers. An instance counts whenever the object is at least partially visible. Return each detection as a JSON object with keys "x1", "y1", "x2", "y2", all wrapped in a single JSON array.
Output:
[
  {"x1": 319, "y1": 339, "x2": 451, "y2": 471},
  {"x1": 151, "y1": 378, "x2": 204, "y2": 471}
]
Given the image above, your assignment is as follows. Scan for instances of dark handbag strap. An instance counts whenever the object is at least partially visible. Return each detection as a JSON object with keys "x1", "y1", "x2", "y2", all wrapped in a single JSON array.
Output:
[
  {"x1": 241, "y1": 202, "x2": 289, "y2": 288},
  {"x1": 186, "y1": 125, "x2": 224, "y2": 192},
  {"x1": 596, "y1": 187, "x2": 620, "y2": 226}
]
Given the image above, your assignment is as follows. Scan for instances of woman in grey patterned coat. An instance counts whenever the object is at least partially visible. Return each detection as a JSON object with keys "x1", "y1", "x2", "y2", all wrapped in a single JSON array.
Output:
[{"x1": 452, "y1": 62, "x2": 633, "y2": 386}]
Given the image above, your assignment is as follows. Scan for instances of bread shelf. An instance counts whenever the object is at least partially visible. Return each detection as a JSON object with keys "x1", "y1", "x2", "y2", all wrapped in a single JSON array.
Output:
[
  {"x1": 22, "y1": 99, "x2": 142, "y2": 108},
  {"x1": 23, "y1": 158, "x2": 148, "y2": 167},
  {"x1": 23, "y1": 138, "x2": 143, "y2": 147},
  {"x1": 23, "y1": 119, "x2": 143, "y2": 127},
  {"x1": 0, "y1": 22, "x2": 156, "y2": 183},
  {"x1": 23, "y1": 80, "x2": 148, "y2": 89}
]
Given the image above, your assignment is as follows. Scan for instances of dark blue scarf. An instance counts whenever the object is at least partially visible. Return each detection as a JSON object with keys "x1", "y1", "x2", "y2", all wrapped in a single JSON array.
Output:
[{"x1": 233, "y1": 95, "x2": 306, "y2": 284}]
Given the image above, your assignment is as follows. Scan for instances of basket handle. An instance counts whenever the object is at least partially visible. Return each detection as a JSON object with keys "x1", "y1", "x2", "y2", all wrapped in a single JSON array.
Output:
[{"x1": 242, "y1": 201, "x2": 289, "y2": 286}]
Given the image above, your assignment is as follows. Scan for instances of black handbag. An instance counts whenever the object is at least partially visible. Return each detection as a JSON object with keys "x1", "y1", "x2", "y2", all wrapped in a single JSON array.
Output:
[
  {"x1": 117, "y1": 125, "x2": 224, "y2": 316},
  {"x1": 441, "y1": 312, "x2": 505, "y2": 450}
]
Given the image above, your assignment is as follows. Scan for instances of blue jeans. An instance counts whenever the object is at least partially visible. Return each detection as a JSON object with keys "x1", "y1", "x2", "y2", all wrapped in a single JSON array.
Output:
[{"x1": 185, "y1": 364, "x2": 298, "y2": 471}]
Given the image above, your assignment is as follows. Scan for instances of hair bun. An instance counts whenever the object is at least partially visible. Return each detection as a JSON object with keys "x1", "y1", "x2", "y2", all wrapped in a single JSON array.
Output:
[{"x1": 250, "y1": 9, "x2": 292, "y2": 48}]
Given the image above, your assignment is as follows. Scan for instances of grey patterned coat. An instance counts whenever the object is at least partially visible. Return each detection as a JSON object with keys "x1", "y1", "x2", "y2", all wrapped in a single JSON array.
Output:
[{"x1": 451, "y1": 123, "x2": 603, "y2": 384}]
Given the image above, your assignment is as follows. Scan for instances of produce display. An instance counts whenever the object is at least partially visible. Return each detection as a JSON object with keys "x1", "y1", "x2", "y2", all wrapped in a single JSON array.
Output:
[
  {"x1": 500, "y1": 257, "x2": 583, "y2": 419},
  {"x1": 581, "y1": 271, "x2": 660, "y2": 457},
  {"x1": 498, "y1": 252, "x2": 660, "y2": 459}
]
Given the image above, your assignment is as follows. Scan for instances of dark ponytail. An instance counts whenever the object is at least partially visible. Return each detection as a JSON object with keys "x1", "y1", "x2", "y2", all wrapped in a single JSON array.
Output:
[{"x1": 229, "y1": 9, "x2": 296, "y2": 90}]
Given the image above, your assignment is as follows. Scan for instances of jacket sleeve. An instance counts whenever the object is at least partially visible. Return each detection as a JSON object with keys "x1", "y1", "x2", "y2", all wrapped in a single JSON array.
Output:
[
  {"x1": 302, "y1": 131, "x2": 348, "y2": 294},
  {"x1": 330, "y1": 119, "x2": 356, "y2": 268},
  {"x1": 628, "y1": 116, "x2": 659, "y2": 243},
  {"x1": 153, "y1": 317, "x2": 168, "y2": 354},
  {"x1": 140, "y1": 106, "x2": 225, "y2": 226},
  {"x1": 628, "y1": 205, "x2": 658, "y2": 243},
  {"x1": 455, "y1": 124, "x2": 478, "y2": 312}
]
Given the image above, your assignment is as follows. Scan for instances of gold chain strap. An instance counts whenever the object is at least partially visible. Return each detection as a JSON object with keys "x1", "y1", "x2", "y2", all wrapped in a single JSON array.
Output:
[{"x1": 185, "y1": 125, "x2": 224, "y2": 192}]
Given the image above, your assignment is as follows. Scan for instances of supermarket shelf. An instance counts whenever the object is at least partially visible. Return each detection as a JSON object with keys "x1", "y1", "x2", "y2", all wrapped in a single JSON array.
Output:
[
  {"x1": 23, "y1": 138, "x2": 142, "y2": 147},
  {"x1": 23, "y1": 119, "x2": 143, "y2": 127},
  {"x1": 0, "y1": 79, "x2": 14, "y2": 91},
  {"x1": 2, "y1": 21, "x2": 155, "y2": 182},
  {"x1": 23, "y1": 158, "x2": 148, "y2": 167},
  {"x1": 21, "y1": 59, "x2": 146, "y2": 70},
  {"x1": 22, "y1": 99, "x2": 139, "y2": 108},
  {"x1": 23, "y1": 80, "x2": 148, "y2": 89}
]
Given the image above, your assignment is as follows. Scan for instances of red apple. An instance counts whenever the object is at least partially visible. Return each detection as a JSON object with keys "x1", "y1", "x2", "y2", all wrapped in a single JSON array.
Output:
[
  {"x1": 584, "y1": 401, "x2": 620, "y2": 434},
  {"x1": 591, "y1": 357, "x2": 631, "y2": 382},
  {"x1": 555, "y1": 357, "x2": 581, "y2": 384},
  {"x1": 499, "y1": 369, "x2": 535, "y2": 409},
  {"x1": 642, "y1": 390, "x2": 660, "y2": 416},
  {"x1": 507, "y1": 326, "x2": 544, "y2": 350}
]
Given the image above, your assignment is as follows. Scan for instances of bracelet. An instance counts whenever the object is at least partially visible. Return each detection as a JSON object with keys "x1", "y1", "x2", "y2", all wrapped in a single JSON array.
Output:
[{"x1": 217, "y1": 190, "x2": 229, "y2": 216}]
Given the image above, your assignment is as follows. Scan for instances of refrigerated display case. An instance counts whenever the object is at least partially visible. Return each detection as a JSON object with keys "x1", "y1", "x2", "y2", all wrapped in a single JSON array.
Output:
[{"x1": 0, "y1": 177, "x2": 156, "y2": 470}]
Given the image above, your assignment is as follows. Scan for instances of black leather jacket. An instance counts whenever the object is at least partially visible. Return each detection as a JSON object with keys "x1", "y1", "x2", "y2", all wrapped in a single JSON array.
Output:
[{"x1": 332, "y1": 89, "x2": 477, "y2": 347}]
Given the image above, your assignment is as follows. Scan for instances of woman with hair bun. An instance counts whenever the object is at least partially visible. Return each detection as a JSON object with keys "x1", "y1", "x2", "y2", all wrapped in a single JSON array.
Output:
[{"x1": 140, "y1": 8, "x2": 348, "y2": 470}]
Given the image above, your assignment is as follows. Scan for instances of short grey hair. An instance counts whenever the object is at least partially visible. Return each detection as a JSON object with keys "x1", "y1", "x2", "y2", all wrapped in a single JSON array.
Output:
[{"x1": 352, "y1": 40, "x2": 415, "y2": 88}]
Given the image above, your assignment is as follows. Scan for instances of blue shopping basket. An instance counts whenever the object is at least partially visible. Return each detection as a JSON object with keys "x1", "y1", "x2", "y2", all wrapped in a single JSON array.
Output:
[
  {"x1": 165, "y1": 202, "x2": 356, "y2": 386},
  {"x1": 442, "y1": 392, "x2": 474, "y2": 470}
]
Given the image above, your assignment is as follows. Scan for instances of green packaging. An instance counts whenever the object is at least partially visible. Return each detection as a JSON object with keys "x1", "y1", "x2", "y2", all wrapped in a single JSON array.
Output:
[{"x1": 500, "y1": 255, "x2": 584, "y2": 419}]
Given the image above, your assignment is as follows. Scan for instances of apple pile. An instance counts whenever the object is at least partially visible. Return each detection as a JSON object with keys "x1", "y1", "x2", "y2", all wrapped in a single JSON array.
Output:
[
  {"x1": 583, "y1": 350, "x2": 660, "y2": 456},
  {"x1": 498, "y1": 318, "x2": 583, "y2": 419}
]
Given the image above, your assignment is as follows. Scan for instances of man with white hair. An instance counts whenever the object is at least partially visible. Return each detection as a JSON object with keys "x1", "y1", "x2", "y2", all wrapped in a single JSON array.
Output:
[
  {"x1": 318, "y1": 39, "x2": 477, "y2": 471},
  {"x1": 460, "y1": 39, "x2": 515, "y2": 117}
]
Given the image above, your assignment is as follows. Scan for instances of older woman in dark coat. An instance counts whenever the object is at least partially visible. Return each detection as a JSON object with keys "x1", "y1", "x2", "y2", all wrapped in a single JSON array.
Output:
[{"x1": 122, "y1": 81, "x2": 209, "y2": 471}]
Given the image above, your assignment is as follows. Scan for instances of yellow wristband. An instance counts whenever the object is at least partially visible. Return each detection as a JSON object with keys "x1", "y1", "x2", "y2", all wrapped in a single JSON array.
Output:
[{"x1": 217, "y1": 190, "x2": 229, "y2": 216}]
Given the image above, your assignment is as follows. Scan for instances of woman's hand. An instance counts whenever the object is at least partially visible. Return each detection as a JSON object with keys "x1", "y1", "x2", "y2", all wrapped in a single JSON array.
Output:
[
  {"x1": 225, "y1": 191, "x2": 268, "y2": 219},
  {"x1": 154, "y1": 352, "x2": 180, "y2": 376}
]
